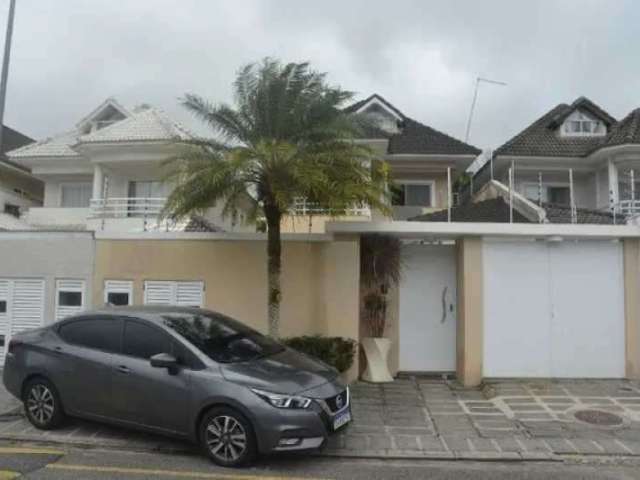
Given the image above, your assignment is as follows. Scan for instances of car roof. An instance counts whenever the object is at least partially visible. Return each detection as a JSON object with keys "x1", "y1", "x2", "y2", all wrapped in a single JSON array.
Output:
[{"x1": 79, "y1": 305, "x2": 215, "y2": 325}]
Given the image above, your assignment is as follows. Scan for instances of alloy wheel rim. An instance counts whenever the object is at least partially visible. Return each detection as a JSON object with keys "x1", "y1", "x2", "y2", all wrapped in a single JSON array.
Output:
[
  {"x1": 205, "y1": 415, "x2": 247, "y2": 462},
  {"x1": 27, "y1": 385, "x2": 54, "y2": 424}
]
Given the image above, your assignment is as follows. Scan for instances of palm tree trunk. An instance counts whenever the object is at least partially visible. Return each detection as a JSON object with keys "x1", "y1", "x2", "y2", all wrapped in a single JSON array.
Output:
[{"x1": 264, "y1": 204, "x2": 282, "y2": 337}]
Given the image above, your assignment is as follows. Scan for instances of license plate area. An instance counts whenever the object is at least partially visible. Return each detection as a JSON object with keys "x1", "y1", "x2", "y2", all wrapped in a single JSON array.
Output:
[{"x1": 332, "y1": 410, "x2": 351, "y2": 430}]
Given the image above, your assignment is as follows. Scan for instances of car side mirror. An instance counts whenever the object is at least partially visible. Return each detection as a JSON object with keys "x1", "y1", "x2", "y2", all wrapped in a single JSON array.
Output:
[{"x1": 150, "y1": 352, "x2": 178, "y2": 369}]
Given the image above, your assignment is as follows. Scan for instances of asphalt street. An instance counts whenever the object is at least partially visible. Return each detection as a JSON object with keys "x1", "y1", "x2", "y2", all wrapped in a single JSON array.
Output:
[{"x1": 1, "y1": 443, "x2": 640, "y2": 479}]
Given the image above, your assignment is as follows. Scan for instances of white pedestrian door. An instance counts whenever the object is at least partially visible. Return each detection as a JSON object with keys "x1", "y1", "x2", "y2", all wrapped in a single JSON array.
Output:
[
  {"x1": 399, "y1": 244, "x2": 457, "y2": 372},
  {"x1": 0, "y1": 278, "x2": 45, "y2": 365}
]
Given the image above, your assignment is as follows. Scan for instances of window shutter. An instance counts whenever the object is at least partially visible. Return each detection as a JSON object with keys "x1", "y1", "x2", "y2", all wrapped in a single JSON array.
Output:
[
  {"x1": 11, "y1": 279, "x2": 45, "y2": 335},
  {"x1": 144, "y1": 281, "x2": 204, "y2": 307},
  {"x1": 176, "y1": 282, "x2": 204, "y2": 307},
  {"x1": 144, "y1": 281, "x2": 174, "y2": 305},
  {"x1": 55, "y1": 279, "x2": 85, "y2": 321}
]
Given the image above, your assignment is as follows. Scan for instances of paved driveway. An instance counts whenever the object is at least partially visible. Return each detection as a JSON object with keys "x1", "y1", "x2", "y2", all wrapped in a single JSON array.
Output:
[{"x1": 2, "y1": 375, "x2": 640, "y2": 460}]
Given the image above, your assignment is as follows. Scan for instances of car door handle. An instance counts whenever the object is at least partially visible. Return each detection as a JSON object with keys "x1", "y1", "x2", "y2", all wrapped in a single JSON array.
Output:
[
  {"x1": 53, "y1": 346, "x2": 64, "y2": 355},
  {"x1": 116, "y1": 365, "x2": 130, "y2": 375}
]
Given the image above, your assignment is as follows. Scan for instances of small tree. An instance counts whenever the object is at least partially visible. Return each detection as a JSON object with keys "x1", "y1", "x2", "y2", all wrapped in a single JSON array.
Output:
[
  {"x1": 163, "y1": 58, "x2": 390, "y2": 337},
  {"x1": 360, "y1": 234, "x2": 403, "y2": 337}
]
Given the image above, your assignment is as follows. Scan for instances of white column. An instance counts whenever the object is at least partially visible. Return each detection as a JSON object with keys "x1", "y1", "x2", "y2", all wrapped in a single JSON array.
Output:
[
  {"x1": 608, "y1": 158, "x2": 619, "y2": 211},
  {"x1": 92, "y1": 164, "x2": 104, "y2": 200}
]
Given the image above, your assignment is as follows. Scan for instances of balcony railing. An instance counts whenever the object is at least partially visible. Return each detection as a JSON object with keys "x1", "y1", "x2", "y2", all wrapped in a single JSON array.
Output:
[
  {"x1": 614, "y1": 199, "x2": 640, "y2": 217},
  {"x1": 290, "y1": 197, "x2": 371, "y2": 217},
  {"x1": 89, "y1": 197, "x2": 167, "y2": 219}
]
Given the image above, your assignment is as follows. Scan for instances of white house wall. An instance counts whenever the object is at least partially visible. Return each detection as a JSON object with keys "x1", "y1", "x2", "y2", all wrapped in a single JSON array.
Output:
[
  {"x1": 0, "y1": 232, "x2": 94, "y2": 326},
  {"x1": 512, "y1": 170, "x2": 597, "y2": 209}
]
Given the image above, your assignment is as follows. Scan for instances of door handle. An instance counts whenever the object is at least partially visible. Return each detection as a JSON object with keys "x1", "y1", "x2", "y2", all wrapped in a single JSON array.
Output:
[
  {"x1": 116, "y1": 365, "x2": 130, "y2": 374},
  {"x1": 53, "y1": 346, "x2": 64, "y2": 355},
  {"x1": 441, "y1": 286, "x2": 448, "y2": 323}
]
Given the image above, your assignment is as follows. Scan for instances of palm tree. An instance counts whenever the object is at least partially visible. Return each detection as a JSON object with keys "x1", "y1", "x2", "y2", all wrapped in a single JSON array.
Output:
[{"x1": 163, "y1": 58, "x2": 390, "y2": 337}]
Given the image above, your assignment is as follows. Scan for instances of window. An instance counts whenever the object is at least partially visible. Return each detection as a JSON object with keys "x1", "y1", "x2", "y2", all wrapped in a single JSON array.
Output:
[
  {"x1": 60, "y1": 183, "x2": 92, "y2": 208},
  {"x1": 123, "y1": 320, "x2": 172, "y2": 359},
  {"x1": 58, "y1": 317, "x2": 121, "y2": 352},
  {"x1": 0, "y1": 300, "x2": 6, "y2": 313},
  {"x1": 161, "y1": 311, "x2": 284, "y2": 364},
  {"x1": 3, "y1": 203, "x2": 19, "y2": 217},
  {"x1": 523, "y1": 184, "x2": 571, "y2": 206},
  {"x1": 55, "y1": 280, "x2": 85, "y2": 321},
  {"x1": 562, "y1": 111, "x2": 606, "y2": 137},
  {"x1": 104, "y1": 280, "x2": 133, "y2": 306},
  {"x1": 391, "y1": 182, "x2": 433, "y2": 207}
]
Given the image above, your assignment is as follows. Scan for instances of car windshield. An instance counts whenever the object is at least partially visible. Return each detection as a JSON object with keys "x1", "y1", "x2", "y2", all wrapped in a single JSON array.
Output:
[{"x1": 161, "y1": 311, "x2": 284, "y2": 363}]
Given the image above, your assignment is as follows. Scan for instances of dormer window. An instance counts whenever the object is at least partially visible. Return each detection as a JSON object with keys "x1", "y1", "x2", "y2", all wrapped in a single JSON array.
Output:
[{"x1": 561, "y1": 110, "x2": 606, "y2": 137}]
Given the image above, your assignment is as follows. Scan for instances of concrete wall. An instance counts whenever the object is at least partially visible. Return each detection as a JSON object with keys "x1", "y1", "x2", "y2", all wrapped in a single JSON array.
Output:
[
  {"x1": 512, "y1": 170, "x2": 597, "y2": 210},
  {"x1": 0, "y1": 232, "x2": 95, "y2": 324},
  {"x1": 624, "y1": 239, "x2": 640, "y2": 379},
  {"x1": 93, "y1": 236, "x2": 361, "y2": 380}
]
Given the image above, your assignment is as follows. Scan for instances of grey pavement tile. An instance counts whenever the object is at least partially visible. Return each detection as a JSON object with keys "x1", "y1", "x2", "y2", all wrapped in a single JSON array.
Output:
[
  {"x1": 343, "y1": 434, "x2": 368, "y2": 451},
  {"x1": 545, "y1": 438, "x2": 578, "y2": 454},
  {"x1": 368, "y1": 435, "x2": 393, "y2": 450},
  {"x1": 617, "y1": 398, "x2": 640, "y2": 404},
  {"x1": 519, "y1": 438, "x2": 553, "y2": 453},
  {"x1": 468, "y1": 407, "x2": 504, "y2": 415},
  {"x1": 512, "y1": 412, "x2": 555, "y2": 421},
  {"x1": 388, "y1": 426, "x2": 433, "y2": 435},
  {"x1": 569, "y1": 439, "x2": 607, "y2": 454},
  {"x1": 502, "y1": 397, "x2": 537, "y2": 404},
  {"x1": 578, "y1": 397, "x2": 616, "y2": 405},
  {"x1": 393, "y1": 435, "x2": 421, "y2": 451},
  {"x1": 464, "y1": 401, "x2": 495, "y2": 408},
  {"x1": 508, "y1": 404, "x2": 547, "y2": 412},
  {"x1": 495, "y1": 436, "x2": 526, "y2": 453},
  {"x1": 440, "y1": 435, "x2": 471, "y2": 451},
  {"x1": 595, "y1": 438, "x2": 635, "y2": 455},
  {"x1": 540, "y1": 396, "x2": 575, "y2": 403},
  {"x1": 418, "y1": 435, "x2": 447, "y2": 452},
  {"x1": 468, "y1": 438, "x2": 499, "y2": 452}
]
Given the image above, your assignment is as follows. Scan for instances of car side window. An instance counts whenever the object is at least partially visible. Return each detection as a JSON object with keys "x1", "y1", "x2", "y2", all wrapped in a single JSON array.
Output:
[
  {"x1": 58, "y1": 316, "x2": 122, "y2": 353},
  {"x1": 123, "y1": 320, "x2": 172, "y2": 360}
]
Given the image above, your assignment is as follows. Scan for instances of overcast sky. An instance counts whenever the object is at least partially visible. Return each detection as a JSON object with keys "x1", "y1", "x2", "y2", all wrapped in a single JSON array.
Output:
[{"x1": 2, "y1": 0, "x2": 639, "y2": 150}]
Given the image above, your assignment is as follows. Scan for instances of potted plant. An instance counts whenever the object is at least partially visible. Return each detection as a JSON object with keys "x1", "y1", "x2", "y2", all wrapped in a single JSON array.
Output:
[{"x1": 360, "y1": 234, "x2": 403, "y2": 382}]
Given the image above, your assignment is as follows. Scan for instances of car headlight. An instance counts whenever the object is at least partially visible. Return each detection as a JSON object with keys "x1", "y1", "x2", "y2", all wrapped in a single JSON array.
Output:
[{"x1": 250, "y1": 388, "x2": 312, "y2": 409}]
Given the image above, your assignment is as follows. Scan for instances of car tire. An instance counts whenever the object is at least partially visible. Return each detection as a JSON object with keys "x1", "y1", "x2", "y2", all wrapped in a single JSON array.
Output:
[
  {"x1": 199, "y1": 406, "x2": 257, "y2": 467},
  {"x1": 23, "y1": 377, "x2": 65, "y2": 430}
]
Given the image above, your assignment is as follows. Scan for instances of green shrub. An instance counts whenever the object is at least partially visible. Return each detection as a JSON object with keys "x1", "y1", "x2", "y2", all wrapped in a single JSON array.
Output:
[{"x1": 283, "y1": 335, "x2": 357, "y2": 373}]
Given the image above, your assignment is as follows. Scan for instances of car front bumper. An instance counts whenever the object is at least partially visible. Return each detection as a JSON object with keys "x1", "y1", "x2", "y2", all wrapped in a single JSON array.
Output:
[{"x1": 253, "y1": 386, "x2": 352, "y2": 454}]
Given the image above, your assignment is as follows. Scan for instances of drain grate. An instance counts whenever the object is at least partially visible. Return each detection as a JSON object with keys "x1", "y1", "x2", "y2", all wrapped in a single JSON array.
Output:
[{"x1": 574, "y1": 409, "x2": 624, "y2": 427}]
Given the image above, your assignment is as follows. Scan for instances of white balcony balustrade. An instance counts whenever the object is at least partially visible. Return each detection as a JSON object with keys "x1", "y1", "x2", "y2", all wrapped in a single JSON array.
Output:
[
  {"x1": 89, "y1": 197, "x2": 167, "y2": 219},
  {"x1": 614, "y1": 199, "x2": 640, "y2": 217},
  {"x1": 290, "y1": 197, "x2": 371, "y2": 217}
]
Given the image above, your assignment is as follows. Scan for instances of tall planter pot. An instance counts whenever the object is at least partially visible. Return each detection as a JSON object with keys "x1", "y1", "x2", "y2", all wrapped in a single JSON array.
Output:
[{"x1": 361, "y1": 337, "x2": 393, "y2": 383}]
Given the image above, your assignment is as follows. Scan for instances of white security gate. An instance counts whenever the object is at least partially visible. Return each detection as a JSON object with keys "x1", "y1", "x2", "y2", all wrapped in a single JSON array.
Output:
[
  {"x1": 143, "y1": 281, "x2": 204, "y2": 307},
  {"x1": 483, "y1": 240, "x2": 625, "y2": 378},
  {"x1": 399, "y1": 244, "x2": 457, "y2": 372},
  {"x1": 0, "y1": 278, "x2": 45, "y2": 364}
]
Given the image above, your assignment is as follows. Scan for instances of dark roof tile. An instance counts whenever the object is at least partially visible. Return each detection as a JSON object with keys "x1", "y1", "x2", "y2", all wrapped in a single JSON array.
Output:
[{"x1": 409, "y1": 197, "x2": 531, "y2": 223}]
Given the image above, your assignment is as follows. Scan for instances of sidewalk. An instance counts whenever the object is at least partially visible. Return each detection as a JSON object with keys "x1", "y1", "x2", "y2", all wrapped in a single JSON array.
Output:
[{"x1": 2, "y1": 375, "x2": 640, "y2": 461}]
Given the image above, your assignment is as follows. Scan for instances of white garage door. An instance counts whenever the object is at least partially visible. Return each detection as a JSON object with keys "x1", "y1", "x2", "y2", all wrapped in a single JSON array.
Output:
[
  {"x1": 399, "y1": 244, "x2": 457, "y2": 372},
  {"x1": 484, "y1": 240, "x2": 625, "y2": 378},
  {"x1": 0, "y1": 278, "x2": 45, "y2": 364}
]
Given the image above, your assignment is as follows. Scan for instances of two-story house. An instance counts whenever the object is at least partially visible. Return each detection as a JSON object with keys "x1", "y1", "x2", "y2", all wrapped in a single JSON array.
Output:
[
  {"x1": 6, "y1": 98, "x2": 240, "y2": 232},
  {"x1": 8, "y1": 95, "x2": 480, "y2": 233},
  {"x1": 462, "y1": 96, "x2": 640, "y2": 224},
  {"x1": 0, "y1": 126, "x2": 42, "y2": 229}
]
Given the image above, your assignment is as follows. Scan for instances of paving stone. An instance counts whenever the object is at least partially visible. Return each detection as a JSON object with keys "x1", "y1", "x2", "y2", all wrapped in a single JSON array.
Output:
[
  {"x1": 464, "y1": 401, "x2": 495, "y2": 408},
  {"x1": 578, "y1": 397, "x2": 615, "y2": 405},
  {"x1": 569, "y1": 439, "x2": 606, "y2": 454},
  {"x1": 508, "y1": 404, "x2": 546, "y2": 412},
  {"x1": 468, "y1": 438, "x2": 499, "y2": 452},
  {"x1": 617, "y1": 398, "x2": 640, "y2": 404},
  {"x1": 417, "y1": 435, "x2": 447, "y2": 452},
  {"x1": 468, "y1": 407, "x2": 503, "y2": 415},
  {"x1": 343, "y1": 434, "x2": 368, "y2": 451},
  {"x1": 393, "y1": 435, "x2": 420, "y2": 451},
  {"x1": 544, "y1": 438, "x2": 577, "y2": 454},
  {"x1": 519, "y1": 438, "x2": 553, "y2": 453},
  {"x1": 472, "y1": 419, "x2": 517, "y2": 429},
  {"x1": 495, "y1": 436, "x2": 526, "y2": 453},
  {"x1": 595, "y1": 439, "x2": 634, "y2": 455},
  {"x1": 440, "y1": 435, "x2": 471, "y2": 452},
  {"x1": 502, "y1": 397, "x2": 537, "y2": 404},
  {"x1": 388, "y1": 427, "x2": 432, "y2": 435},
  {"x1": 368, "y1": 435, "x2": 392, "y2": 450},
  {"x1": 512, "y1": 413, "x2": 554, "y2": 421},
  {"x1": 540, "y1": 397, "x2": 575, "y2": 404}
]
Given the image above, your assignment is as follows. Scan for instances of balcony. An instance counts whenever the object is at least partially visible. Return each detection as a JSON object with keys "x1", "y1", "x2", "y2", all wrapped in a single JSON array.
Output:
[
  {"x1": 614, "y1": 199, "x2": 640, "y2": 217},
  {"x1": 89, "y1": 197, "x2": 167, "y2": 219},
  {"x1": 290, "y1": 197, "x2": 371, "y2": 217}
]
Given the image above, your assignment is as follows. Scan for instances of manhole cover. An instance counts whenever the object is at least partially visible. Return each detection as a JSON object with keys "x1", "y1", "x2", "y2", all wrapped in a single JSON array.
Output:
[{"x1": 574, "y1": 409, "x2": 624, "y2": 426}]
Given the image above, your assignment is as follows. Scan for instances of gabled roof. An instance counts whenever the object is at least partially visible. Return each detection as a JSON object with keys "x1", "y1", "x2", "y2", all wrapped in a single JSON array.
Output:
[
  {"x1": 78, "y1": 107, "x2": 192, "y2": 144},
  {"x1": 495, "y1": 97, "x2": 616, "y2": 158},
  {"x1": 7, "y1": 101, "x2": 191, "y2": 160},
  {"x1": 602, "y1": 108, "x2": 640, "y2": 149},
  {"x1": 7, "y1": 129, "x2": 80, "y2": 158},
  {"x1": 0, "y1": 125, "x2": 35, "y2": 171},
  {"x1": 75, "y1": 97, "x2": 130, "y2": 131},
  {"x1": 345, "y1": 93, "x2": 481, "y2": 156}
]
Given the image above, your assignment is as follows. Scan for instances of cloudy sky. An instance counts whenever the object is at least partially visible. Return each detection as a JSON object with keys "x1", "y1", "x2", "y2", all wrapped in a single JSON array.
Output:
[{"x1": 2, "y1": 0, "x2": 639, "y2": 150}]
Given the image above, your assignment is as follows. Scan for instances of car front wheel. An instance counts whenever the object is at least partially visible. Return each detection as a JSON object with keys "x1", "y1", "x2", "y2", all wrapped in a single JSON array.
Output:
[
  {"x1": 199, "y1": 407, "x2": 256, "y2": 467},
  {"x1": 23, "y1": 378, "x2": 65, "y2": 430}
]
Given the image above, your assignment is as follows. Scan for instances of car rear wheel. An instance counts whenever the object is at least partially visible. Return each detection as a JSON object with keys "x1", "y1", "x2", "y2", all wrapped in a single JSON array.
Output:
[
  {"x1": 199, "y1": 407, "x2": 256, "y2": 467},
  {"x1": 23, "y1": 378, "x2": 65, "y2": 430}
]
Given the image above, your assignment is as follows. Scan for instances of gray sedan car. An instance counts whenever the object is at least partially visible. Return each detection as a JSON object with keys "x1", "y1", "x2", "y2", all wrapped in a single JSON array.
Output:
[{"x1": 2, "y1": 306, "x2": 351, "y2": 467}]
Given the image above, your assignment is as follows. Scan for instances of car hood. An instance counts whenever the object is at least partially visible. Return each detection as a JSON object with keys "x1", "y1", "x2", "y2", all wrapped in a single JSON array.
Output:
[{"x1": 220, "y1": 347, "x2": 339, "y2": 396}]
